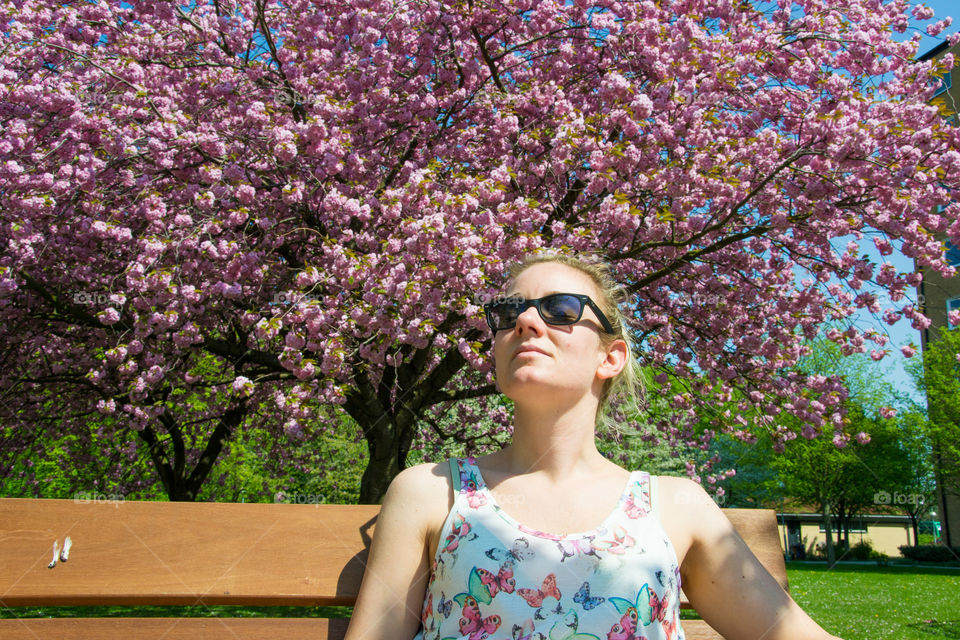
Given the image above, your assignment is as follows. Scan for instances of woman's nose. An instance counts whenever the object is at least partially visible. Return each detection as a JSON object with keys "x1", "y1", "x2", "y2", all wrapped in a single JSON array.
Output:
[{"x1": 514, "y1": 305, "x2": 544, "y2": 333}]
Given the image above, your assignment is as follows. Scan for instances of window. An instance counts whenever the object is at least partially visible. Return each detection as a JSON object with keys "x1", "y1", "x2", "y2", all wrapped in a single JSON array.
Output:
[
  {"x1": 819, "y1": 521, "x2": 867, "y2": 534},
  {"x1": 949, "y1": 298, "x2": 960, "y2": 325},
  {"x1": 947, "y1": 240, "x2": 960, "y2": 267},
  {"x1": 934, "y1": 71, "x2": 953, "y2": 97}
]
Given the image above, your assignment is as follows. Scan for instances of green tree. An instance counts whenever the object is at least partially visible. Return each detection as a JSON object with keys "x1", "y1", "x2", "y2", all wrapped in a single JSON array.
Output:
[
  {"x1": 909, "y1": 326, "x2": 960, "y2": 546},
  {"x1": 720, "y1": 336, "x2": 932, "y2": 564}
]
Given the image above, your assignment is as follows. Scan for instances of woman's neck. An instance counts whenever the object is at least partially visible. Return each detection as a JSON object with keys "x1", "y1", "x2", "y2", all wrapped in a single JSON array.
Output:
[{"x1": 497, "y1": 401, "x2": 612, "y2": 482}]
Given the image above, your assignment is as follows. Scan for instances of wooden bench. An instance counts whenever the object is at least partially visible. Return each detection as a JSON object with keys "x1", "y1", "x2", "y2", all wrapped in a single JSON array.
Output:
[{"x1": 0, "y1": 498, "x2": 788, "y2": 639}]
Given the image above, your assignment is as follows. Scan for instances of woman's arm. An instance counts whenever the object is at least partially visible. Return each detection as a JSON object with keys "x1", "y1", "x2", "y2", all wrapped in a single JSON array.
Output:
[
  {"x1": 672, "y1": 479, "x2": 842, "y2": 640},
  {"x1": 344, "y1": 463, "x2": 444, "y2": 640}
]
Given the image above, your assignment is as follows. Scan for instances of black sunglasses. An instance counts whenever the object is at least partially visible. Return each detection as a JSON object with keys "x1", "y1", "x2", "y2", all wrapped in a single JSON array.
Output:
[{"x1": 483, "y1": 293, "x2": 615, "y2": 334}]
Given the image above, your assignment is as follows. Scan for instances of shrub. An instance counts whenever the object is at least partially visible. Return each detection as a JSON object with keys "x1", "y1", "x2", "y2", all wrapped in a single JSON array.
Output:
[
  {"x1": 847, "y1": 540, "x2": 874, "y2": 561},
  {"x1": 897, "y1": 545, "x2": 960, "y2": 562},
  {"x1": 812, "y1": 542, "x2": 828, "y2": 560}
]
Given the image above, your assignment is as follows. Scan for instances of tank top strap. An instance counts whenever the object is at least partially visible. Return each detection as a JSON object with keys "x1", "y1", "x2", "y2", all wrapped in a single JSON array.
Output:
[
  {"x1": 648, "y1": 472, "x2": 661, "y2": 520},
  {"x1": 448, "y1": 456, "x2": 487, "y2": 497}
]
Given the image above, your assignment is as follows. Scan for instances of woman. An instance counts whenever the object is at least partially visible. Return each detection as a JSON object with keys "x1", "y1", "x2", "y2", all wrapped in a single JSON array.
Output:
[{"x1": 345, "y1": 253, "x2": 841, "y2": 640}]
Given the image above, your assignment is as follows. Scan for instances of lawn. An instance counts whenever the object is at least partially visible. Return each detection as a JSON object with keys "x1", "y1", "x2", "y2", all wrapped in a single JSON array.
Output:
[
  {"x1": 786, "y1": 562, "x2": 960, "y2": 639},
  {"x1": 2, "y1": 563, "x2": 957, "y2": 639}
]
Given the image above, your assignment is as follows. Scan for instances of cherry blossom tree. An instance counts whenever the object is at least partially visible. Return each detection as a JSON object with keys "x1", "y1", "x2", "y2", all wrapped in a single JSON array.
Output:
[{"x1": 2, "y1": 0, "x2": 959, "y2": 502}]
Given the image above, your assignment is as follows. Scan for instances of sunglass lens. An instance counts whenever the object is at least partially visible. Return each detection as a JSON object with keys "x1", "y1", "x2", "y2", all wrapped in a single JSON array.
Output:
[
  {"x1": 541, "y1": 295, "x2": 581, "y2": 324},
  {"x1": 490, "y1": 302, "x2": 521, "y2": 329}
]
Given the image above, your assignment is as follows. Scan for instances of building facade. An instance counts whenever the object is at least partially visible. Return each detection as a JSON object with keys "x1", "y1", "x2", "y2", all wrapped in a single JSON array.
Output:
[
  {"x1": 918, "y1": 40, "x2": 960, "y2": 547},
  {"x1": 777, "y1": 512, "x2": 921, "y2": 559}
]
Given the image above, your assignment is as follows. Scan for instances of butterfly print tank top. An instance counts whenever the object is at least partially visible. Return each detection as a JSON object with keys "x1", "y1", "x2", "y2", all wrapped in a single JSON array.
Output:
[{"x1": 412, "y1": 457, "x2": 685, "y2": 640}]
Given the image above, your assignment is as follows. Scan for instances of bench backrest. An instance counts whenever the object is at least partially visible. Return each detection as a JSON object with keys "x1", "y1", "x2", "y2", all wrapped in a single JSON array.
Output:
[{"x1": 0, "y1": 498, "x2": 787, "y2": 639}]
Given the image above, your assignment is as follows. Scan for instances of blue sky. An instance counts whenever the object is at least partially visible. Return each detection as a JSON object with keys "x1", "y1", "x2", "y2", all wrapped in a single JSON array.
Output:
[{"x1": 912, "y1": 0, "x2": 959, "y2": 55}]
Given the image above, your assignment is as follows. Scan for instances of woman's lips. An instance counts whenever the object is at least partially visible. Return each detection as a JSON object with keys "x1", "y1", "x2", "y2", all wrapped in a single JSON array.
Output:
[{"x1": 514, "y1": 346, "x2": 548, "y2": 358}]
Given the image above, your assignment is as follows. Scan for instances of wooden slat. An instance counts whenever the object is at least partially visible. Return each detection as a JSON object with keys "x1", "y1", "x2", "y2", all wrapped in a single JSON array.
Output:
[
  {"x1": 678, "y1": 620, "x2": 724, "y2": 640},
  {"x1": 0, "y1": 499, "x2": 379, "y2": 606},
  {"x1": 0, "y1": 617, "x2": 347, "y2": 640},
  {"x1": 0, "y1": 499, "x2": 787, "y2": 640},
  {"x1": 0, "y1": 618, "x2": 726, "y2": 640}
]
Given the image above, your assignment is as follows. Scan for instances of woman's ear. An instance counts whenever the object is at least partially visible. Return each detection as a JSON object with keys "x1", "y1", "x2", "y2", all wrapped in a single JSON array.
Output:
[{"x1": 596, "y1": 338, "x2": 628, "y2": 380}]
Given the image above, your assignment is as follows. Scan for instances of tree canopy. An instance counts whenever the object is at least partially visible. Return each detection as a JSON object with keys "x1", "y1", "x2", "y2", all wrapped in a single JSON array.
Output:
[{"x1": 2, "y1": 0, "x2": 959, "y2": 501}]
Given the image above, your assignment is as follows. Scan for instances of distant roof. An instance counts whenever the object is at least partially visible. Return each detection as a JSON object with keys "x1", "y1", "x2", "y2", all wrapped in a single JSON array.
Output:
[{"x1": 919, "y1": 41, "x2": 951, "y2": 61}]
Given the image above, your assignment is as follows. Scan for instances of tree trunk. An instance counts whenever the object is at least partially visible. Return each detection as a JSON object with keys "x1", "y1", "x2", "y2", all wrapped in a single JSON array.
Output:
[
  {"x1": 136, "y1": 405, "x2": 246, "y2": 501},
  {"x1": 822, "y1": 500, "x2": 835, "y2": 567},
  {"x1": 345, "y1": 331, "x2": 486, "y2": 504}
]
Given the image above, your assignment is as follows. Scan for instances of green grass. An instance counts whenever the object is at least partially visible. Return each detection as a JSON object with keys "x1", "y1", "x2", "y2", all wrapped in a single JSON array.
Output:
[
  {"x1": 786, "y1": 562, "x2": 960, "y2": 639},
  {"x1": 3, "y1": 564, "x2": 958, "y2": 640}
]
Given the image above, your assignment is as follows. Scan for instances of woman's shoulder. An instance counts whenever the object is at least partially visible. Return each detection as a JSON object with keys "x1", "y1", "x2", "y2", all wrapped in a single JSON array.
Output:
[
  {"x1": 385, "y1": 460, "x2": 460, "y2": 560},
  {"x1": 653, "y1": 474, "x2": 725, "y2": 519},
  {"x1": 388, "y1": 459, "x2": 457, "y2": 502},
  {"x1": 652, "y1": 475, "x2": 728, "y2": 565},
  {"x1": 385, "y1": 460, "x2": 458, "y2": 523}
]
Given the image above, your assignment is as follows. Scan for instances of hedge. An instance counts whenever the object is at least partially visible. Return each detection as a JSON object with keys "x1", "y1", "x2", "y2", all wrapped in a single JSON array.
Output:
[{"x1": 898, "y1": 544, "x2": 960, "y2": 562}]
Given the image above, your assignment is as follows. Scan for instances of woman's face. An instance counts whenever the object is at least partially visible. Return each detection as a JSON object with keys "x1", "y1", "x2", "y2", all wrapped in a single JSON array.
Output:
[{"x1": 493, "y1": 262, "x2": 615, "y2": 403}]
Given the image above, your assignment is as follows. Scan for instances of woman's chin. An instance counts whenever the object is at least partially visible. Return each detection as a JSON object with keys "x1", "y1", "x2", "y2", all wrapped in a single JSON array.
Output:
[{"x1": 500, "y1": 376, "x2": 579, "y2": 398}]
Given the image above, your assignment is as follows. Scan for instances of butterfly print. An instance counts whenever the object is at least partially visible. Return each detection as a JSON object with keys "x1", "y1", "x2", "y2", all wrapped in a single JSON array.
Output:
[
  {"x1": 518, "y1": 573, "x2": 562, "y2": 608},
  {"x1": 476, "y1": 560, "x2": 516, "y2": 598},
  {"x1": 459, "y1": 563, "x2": 511, "y2": 605},
  {"x1": 573, "y1": 581, "x2": 605, "y2": 611},
  {"x1": 605, "y1": 606, "x2": 639, "y2": 640},
  {"x1": 610, "y1": 583, "x2": 669, "y2": 627},
  {"x1": 556, "y1": 536, "x2": 599, "y2": 562},
  {"x1": 622, "y1": 480, "x2": 651, "y2": 519},
  {"x1": 662, "y1": 610, "x2": 681, "y2": 640},
  {"x1": 550, "y1": 609, "x2": 604, "y2": 640},
  {"x1": 442, "y1": 513, "x2": 478, "y2": 553},
  {"x1": 592, "y1": 525, "x2": 636, "y2": 555},
  {"x1": 511, "y1": 618, "x2": 547, "y2": 640},
  {"x1": 459, "y1": 460, "x2": 488, "y2": 508},
  {"x1": 423, "y1": 591, "x2": 433, "y2": 622},
  {"x1": 485, "y1": 536, "x2": 535, "y2": 563},
  {"x1": 533, "y1": 599, "x2": 564, "y2": 621},
  {"x1": 649, "y1": 587, "x2": 668, "y2": 623},
  {"x1": 458, "y1": 595, "x2": 501, "y2": 640},
  {"x1": 437, "y1": 592, "x2": 453, "y2": 618}
]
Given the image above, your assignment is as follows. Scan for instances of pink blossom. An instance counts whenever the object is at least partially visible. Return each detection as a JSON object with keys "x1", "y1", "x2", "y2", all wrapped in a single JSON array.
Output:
[
  {"x1": 232, "y1": 376, "x2": 254, "y2": 397},
  {"x1": 98, "y1": 307, "x2": 121, "y2": 325},
  {"x1": 237, "y1": 184, "x2": 256, "y2": 205},
  {"x1": 2, "y1": 0, "x2": 959, "y2": 502}
]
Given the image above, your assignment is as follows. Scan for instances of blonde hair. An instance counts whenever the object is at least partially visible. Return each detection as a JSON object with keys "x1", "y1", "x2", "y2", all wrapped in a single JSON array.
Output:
[{"x1": 502, "y1": 251, "x2": 644, "y2": 435}]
